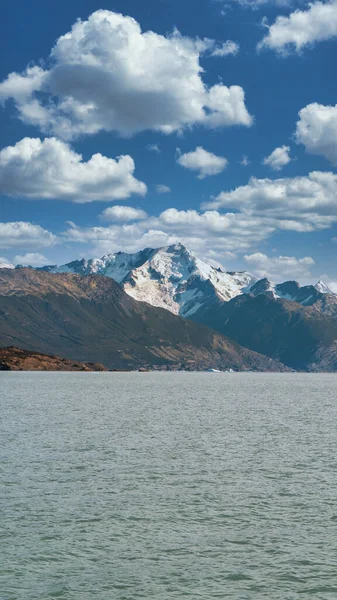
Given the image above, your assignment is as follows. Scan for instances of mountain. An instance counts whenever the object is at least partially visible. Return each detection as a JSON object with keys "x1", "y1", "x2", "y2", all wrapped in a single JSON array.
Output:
[
  {"x1": 29, "y1": 244, "x2": 335, "y2": 319},
  {"x1": 190, "y1": 293, "x2": 337, "y2": 371},
  {"x1": 4, "y1": 244, "x2": 334, "y2": 319},
  {"x1": 0, "y1": 268, "x2": 288, "y2": 371},
  {"x1": 36, "y1": 243, "x2": 258, "y2": 317},
  {"x1": 0, "y1": 347, "x2": 107, "y2": 371}
]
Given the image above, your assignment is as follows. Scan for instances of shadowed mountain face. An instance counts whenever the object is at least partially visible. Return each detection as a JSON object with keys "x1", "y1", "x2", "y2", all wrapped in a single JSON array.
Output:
[
  {"x1": 0, "y1": 269, "x2": 287, "y2": 371},
  {"x1": 190, "y1": 293, "x2": 337, "y2": 371}
]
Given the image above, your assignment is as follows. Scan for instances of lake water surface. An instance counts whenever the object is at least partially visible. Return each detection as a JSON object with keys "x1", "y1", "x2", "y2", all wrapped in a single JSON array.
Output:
[{"x1": 1, "y1": 372, "x2": 337, "y2": 599}]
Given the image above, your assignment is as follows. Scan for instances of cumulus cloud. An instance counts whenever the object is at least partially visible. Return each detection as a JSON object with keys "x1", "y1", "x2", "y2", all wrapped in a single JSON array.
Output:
[
  {"x1": 0, "y1": 222, "x2": 57, "y2": 249},
  {"x1": 262, "y1": 145, "x2": 291, "y2": 170},
  {"x1": 13, "y1": 252, "x2": 49, "y2": 266},
  {"x1": 63, "y1": 208, "x2": 277, "y2": 263},
  {"x1": 211, "y1": 40, "x2": 240, "y2": 56},
  {"x1": 258, "y1": 0, "x2": 337, "y2": 54},
  {"x1": 0, "y1": 10, "x2": 252, "y2": 139},
  {"x1": 156, "y1": 184, "x2": 171, "y2": 194},
  {"x1": 177, "y1": 146, "x2": 228, "y2": 178},
  {"x1": 244, "y1": 252, "x2": 315, "y2": 280},
  {"x1": 63, "y1": 168, "x2": 337, "y2": 261},
  {"x1": 205, "y1": 171, "x2": 337, "y2": 231},
  {"x1": 295, "y1": 103, "x2": 337, "y2": 165},
  {"x1": 100, "y1": 206, "x2": 148, "y2": 222},
  {"x1": 0, "y1": 137, "x2": 146, "y2": 202}
]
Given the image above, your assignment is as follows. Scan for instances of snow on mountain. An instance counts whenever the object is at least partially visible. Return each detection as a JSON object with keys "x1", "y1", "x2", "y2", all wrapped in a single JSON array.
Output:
[
  {"x1": 5, "y1": 242, "x2": 335, "y2": 316},
  {"x1": 122, "y1": 244, "x2": 256, "y2": 316},
  {"x1": 314, "y1": 280, "x2": 333, "y2": 294},
  {"x1": 48, "y1": 248, "x2": 157, "y2": 283},
  {"x1": 36, "y1": 243, "x2": 256, "y2": 316}
]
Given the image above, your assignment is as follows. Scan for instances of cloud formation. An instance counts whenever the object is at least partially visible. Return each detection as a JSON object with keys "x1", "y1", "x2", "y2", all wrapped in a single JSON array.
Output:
[
  {"x1": 63, "y1": 208, "x2": 276, "y2": 265},
  {"x1": 0, "y1": 10, "x2": 252, "y2": 139},
  {"x1": 13, "y1": 252, "x2": 49, "y2": 266},
  {"x1": 147, "y1": 144, "x2": 161, "y2": 153},
  {"x1": 0, "y1": 257, "x2": 14, "y2": 268},
  {"x1": 0, "y1": 222, "x2": 57, "y2": 249},
  {"x1": 156, "y1": 185, "x2": 171, "y2": 194},
  {"x1": 211, "y1": 40, "x2": 240, "y2": 56},
  {"x1": 240, "y1": 155, "x2": 251, "y2": 166},
  {"x1": 258, "y1": 0, "x2": 337, "y2": 54},
  {"x1": 0, "y1": 137, "x2": 146, "y2": 202},
  {"x1": 205, "y1": 171, "x2": 337, "y2": 232},
  {"x1": 262, "y1": 145, "x2": 291, "y2": 170},
  {"x1": 220, "y1": 0, "x2": 299, "y2": 8},
  {"x1": 295, "y1": 103, "x2": 337, "y2": 164},
  {"x1": 62, "y1": 167, "x2": 337, "y2": 264},
  {"x1": 244, "y1": 252, "x2": 315, "y2": 280},
  {"x1": 100, "y1": 206, "x2": 147, "y2": 222},
  {"x1": 177, "y1": 146, "x2": 228, "y2": 178}
]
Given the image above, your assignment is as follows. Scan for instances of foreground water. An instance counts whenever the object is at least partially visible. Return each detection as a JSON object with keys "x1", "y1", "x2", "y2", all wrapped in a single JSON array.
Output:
[{"x1": 1, "y1": 373, "x2": 337, "y2": 599}]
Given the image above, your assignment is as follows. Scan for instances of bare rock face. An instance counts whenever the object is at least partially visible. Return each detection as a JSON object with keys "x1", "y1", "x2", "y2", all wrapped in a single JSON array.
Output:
[{"x1": 191, "y1": 293, "x2": 337, "y2": 371}]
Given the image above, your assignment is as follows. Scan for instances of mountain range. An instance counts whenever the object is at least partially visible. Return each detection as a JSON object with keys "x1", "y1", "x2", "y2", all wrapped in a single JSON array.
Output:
[
  {"x1": 32, "y1": 242, "x2": 333, "y2": 314},
  {"x1": 1, "y1": 242, "x2": 337, "y2": 370},
  {"x1": 0, "y1": 267, "x2": 286, "y2": 371}
]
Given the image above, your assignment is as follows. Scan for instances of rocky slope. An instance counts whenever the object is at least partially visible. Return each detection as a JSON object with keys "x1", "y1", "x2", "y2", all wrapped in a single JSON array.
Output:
[
  {"x1": 191, "y1": 293, "x2": 337, "y2": 371},
  {"x1": 0, "y1": 347, "x2": 107, "y2": 371},
  {"x1": 0, "y1": 268, "x2": 288, "y2": 371}
]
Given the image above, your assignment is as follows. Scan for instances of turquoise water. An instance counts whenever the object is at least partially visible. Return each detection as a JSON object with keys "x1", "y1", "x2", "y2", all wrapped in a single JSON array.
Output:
[{"x1": 1, "y1": 372, "x2": 337, "y2": 599}]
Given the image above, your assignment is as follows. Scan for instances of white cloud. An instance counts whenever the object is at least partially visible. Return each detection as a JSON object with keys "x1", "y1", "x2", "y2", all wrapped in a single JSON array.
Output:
[
  {"x1": 177, "y1": 146, "x2": 228, "y2": 179},
  {"x1": 0, "y1": 10, "x2": 252, "y2": 139},
  {"x1": 240, "y1": 155, "x2": 251, "y2": 166},
  {"x1": 147, "y1": 144, "x2": 161, "y2": 153},
  {"x1": 0, "y1": 222, "x2": 57, "y2": 249},
  {"x1": 262, "y1": 145, "x2": 291, "y2": 171},
  {"x1": 0, "y1": 256, "x2": 14, "y2": 268},
  {"x1": 0, "y1": 137, "x2": 146, "y2": 202},
  {"x1": 258, "y1": 0, "x2": 337, "y2": 54},
  {"x1": 156, "y1": 184, "x2": 171, "y2": 194},
  {"x1": 13, "y1": 252, "x2": 49, "y2": 266},
  {"x1": 244, "y1": 252, "x2": 315, "y2": 280},
  {"x1": 205, "y1": 171, "x2": 337, "y2": 231},
  {"x1": 295, "y1": 103, "x2": 337, "y2": 165},
  {"x1": 63, "y1": 208, "x2": 277, "y2": 264},
  {"x1": 100, "y1": 206, "x2": 148, "y2": 222},
  {"x1": 211, "y1": 40, "x2": 240, "y2": 56},
  {"x1": 63, "y1": 166, "x2": 337, "y2": 262},
  {"x1": 219, "y1": 0, "x2": 298, "y2": 9}
]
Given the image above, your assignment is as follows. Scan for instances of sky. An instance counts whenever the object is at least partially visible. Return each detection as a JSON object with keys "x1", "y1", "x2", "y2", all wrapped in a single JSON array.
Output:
[{"x1": 1, "y1": 0, "x2": 337, "y2": 285}]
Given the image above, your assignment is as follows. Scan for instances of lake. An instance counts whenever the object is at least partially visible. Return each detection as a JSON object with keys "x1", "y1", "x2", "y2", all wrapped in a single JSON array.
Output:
[{"x1": 1, "y1": 372, "x2": 337, "y2": 599}]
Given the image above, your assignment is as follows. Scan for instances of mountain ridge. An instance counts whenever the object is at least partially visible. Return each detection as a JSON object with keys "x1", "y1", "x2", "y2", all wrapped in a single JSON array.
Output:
[
  {"x1": 0, "y1": 268, "x2": 288, "y2": 372},
  {"x1": 12, "y1": 243, "x2": 331, "y2": 319}
]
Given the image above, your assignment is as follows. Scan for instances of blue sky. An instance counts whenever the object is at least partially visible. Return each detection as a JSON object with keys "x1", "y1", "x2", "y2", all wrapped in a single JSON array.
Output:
[{"x1": 1, "y1": 0, "x2": 337, "y2": 284}]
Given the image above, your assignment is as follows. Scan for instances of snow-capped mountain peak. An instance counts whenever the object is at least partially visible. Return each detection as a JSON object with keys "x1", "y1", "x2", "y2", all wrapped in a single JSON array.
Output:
[
  {"x1": 4, "y1": 242, "x2": 335, "y2": 318},
  {"x1": 314, "y1": 280, "x2": 333, "y2": 294},
  {"x1": 122, "y1": 243, "x2": 256, "y2": 315}
]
